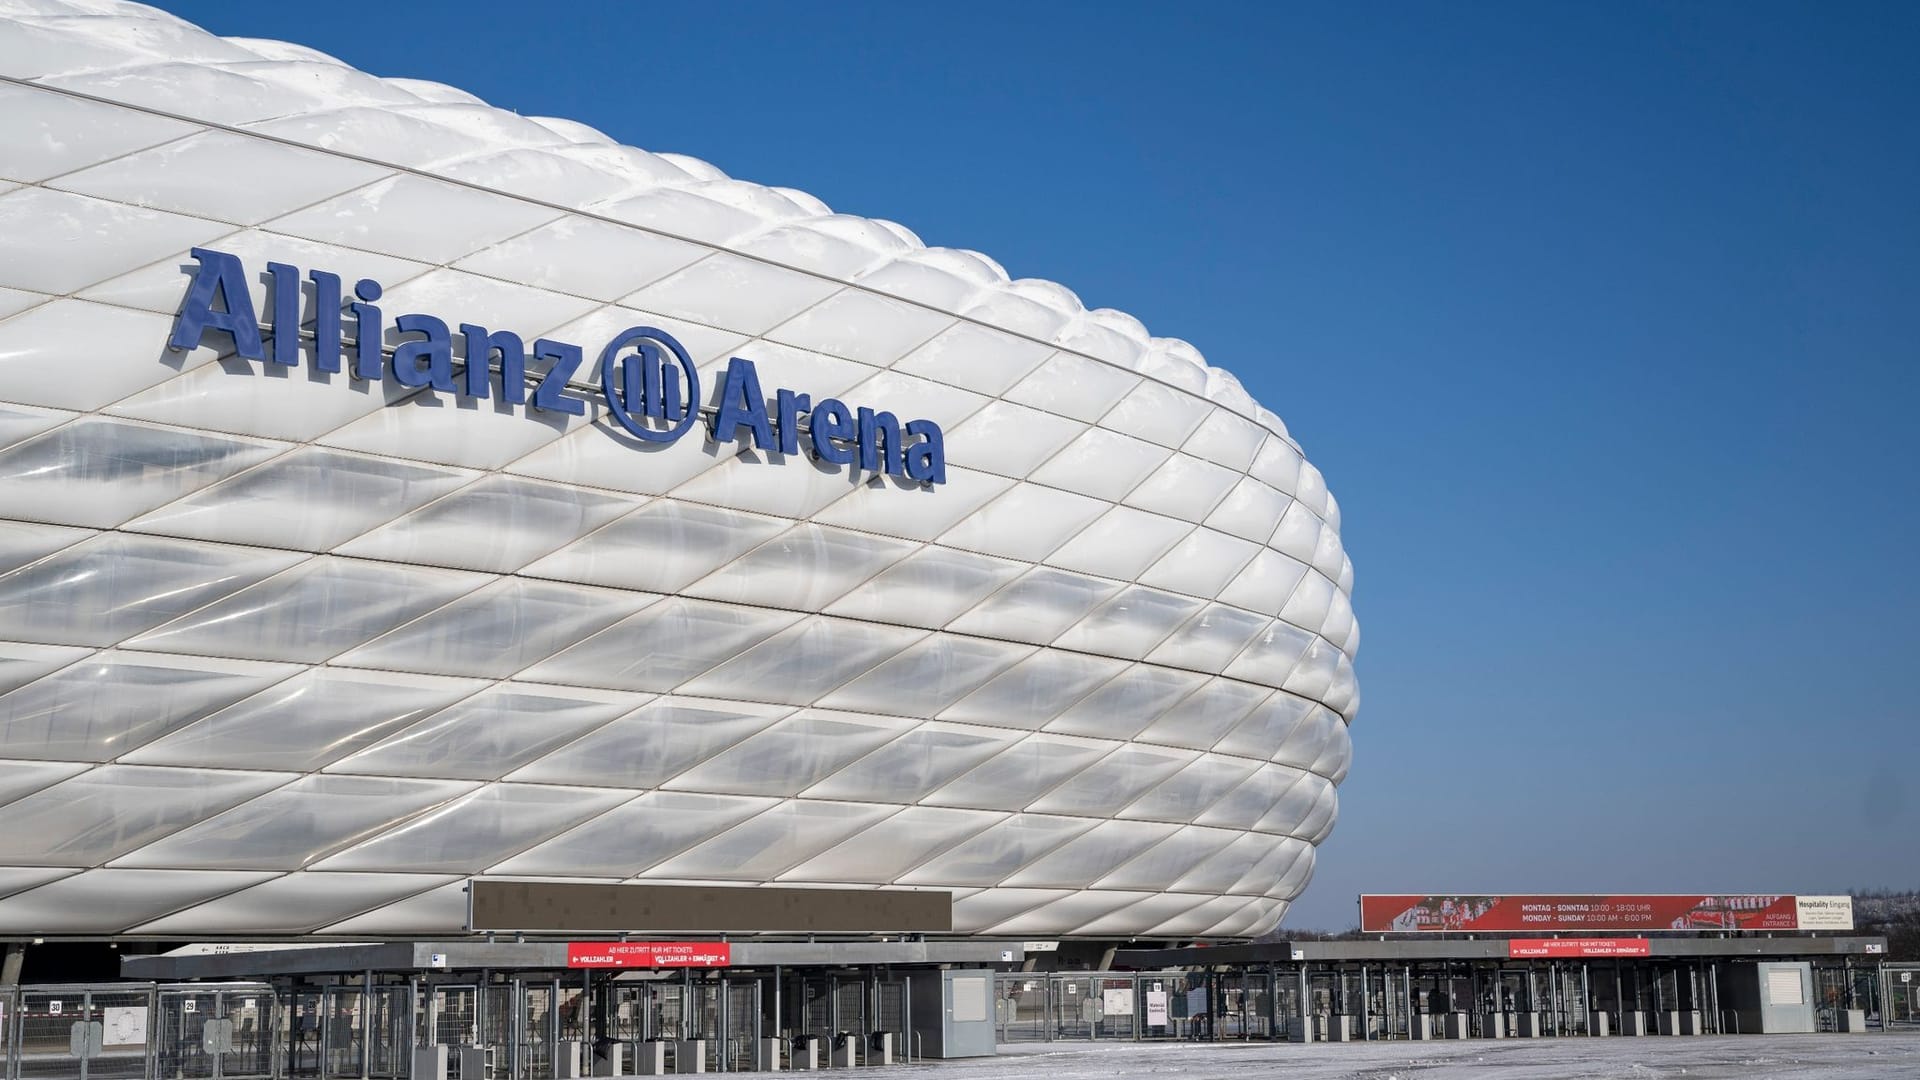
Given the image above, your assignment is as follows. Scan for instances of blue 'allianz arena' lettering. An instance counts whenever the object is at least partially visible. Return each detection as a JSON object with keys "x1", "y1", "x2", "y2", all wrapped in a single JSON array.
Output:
[{"x1": 167, "y1": 248, "x2": 946, "y2": 485}]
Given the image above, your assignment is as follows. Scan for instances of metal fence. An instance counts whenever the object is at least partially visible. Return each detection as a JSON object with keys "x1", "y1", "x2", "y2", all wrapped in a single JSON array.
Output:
[{"x1": 4, "y1": 985, "x2": 275, "y2": 1080}]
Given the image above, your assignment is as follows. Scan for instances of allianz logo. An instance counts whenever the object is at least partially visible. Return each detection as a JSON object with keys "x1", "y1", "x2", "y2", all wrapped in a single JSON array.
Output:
[{"x1": 167, "y1": 248, "x2": 948, "y2": 485}]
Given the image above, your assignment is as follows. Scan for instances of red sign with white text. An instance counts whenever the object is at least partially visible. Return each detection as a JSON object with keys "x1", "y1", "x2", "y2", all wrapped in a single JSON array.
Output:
[
  {"x1": 1360, "y1": 894, "x2": 1852, "y2": 933},
  {"x1": 565, "y1": 942, "x2": 732, "y2": 969},
  {"x1": 1509, "y1": 938, "x2": 1651, "y2": 959}
]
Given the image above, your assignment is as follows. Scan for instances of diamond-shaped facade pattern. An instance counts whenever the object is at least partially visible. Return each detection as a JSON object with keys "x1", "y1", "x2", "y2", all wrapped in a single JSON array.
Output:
[{"x1": 0, "y1": 1, "x2": 1357, "y2": 940}]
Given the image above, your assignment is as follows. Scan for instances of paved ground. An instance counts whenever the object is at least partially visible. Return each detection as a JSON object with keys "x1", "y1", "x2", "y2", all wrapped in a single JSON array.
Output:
[{"x1": 852, "y1": 1033, "x2": 1920, "y2": 1078}]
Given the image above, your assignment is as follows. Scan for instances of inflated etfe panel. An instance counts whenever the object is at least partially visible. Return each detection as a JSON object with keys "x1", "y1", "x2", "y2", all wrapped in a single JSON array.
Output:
[{"x1": 0, "y1": 0, "x2": 1357, "y2": 940}]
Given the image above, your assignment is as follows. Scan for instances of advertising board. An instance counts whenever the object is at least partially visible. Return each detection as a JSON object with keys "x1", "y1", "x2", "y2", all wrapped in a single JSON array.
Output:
[
  {"x1": 1508, "y1": 938, "x2": 1651, "y2": 958},
  {"x1": 1361, "y1": 894, "x2": 1854, "y2": 933}
]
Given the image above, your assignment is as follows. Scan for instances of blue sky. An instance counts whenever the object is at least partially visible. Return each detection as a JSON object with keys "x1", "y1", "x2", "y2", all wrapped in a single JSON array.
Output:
[{"x1": 158, "y1": 0, "x2": 1920, "y2": 927}]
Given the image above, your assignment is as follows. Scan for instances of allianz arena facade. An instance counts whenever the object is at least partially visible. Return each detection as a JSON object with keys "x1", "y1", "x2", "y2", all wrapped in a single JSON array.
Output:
[{"x1": 0, "y1": 1, "x2": 1357, "y2": 943}]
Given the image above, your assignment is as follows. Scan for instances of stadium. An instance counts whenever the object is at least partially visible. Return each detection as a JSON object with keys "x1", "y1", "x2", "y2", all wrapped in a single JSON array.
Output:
[{"x1": 0, "y1": 1, "x2": 1356, "y2": 946}]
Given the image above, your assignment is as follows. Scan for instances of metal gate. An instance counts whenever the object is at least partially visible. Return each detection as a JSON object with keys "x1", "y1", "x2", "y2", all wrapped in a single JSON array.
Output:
[
  {"x1": 10, "y1": 986, "x2": 156, "y2": 1080},
  {"x1": 1883, "y1": 964, "x2": 1920, "y2": 1029}
]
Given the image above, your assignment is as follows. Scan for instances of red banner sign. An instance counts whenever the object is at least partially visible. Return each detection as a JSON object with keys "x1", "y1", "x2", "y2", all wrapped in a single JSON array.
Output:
[
  {"x1": 566, "y1": 942, "x2": 732, "y2": 969},
  {"x1": 1509, "y1": 937, "x2": 1651, "y2": 959},
  {"x1": 1360, "y1": 894, "x2": 1853, "y2": 934}
]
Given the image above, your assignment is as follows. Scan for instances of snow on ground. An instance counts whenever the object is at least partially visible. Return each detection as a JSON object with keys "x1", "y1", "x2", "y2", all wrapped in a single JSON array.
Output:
[{"x1": 851, "y1": 1033, "x2": 1920, "y2": 1079}]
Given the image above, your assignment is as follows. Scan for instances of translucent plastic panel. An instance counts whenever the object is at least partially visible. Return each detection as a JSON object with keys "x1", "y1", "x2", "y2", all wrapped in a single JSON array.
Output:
[
  {"x1": 939, "y1": 651, "x2": 1129, "y2": 730},
  {"x1": 1216, "y1": 548, "x2": 1311, "y2": 617},
  {"x1": 924, "y1": 733, "x2": 1118, "y2": 811},
  {"x1": 1320, "y1": 588, "x2": 1356, "y2": 652},
  {"x1": 453, "y1": 216, "x2": 706, "y2": 301},
  {"x1": 0, "y1": 869, "x2": 277, "y2": 935},
  {"x1": 0, "y1": 650, "x2": 295, "y2": 762},
  {"x1": 665, "y1": 443, "x2": 868, "y2": 522},
  {"x1": 1146, "y1": 606, "x2": 1272, "y2": 673},
  {"x1": 1091, "y1": 826, "x2": 1240, "y2": 891},
  {"x1": 128, "y1": 448, "x2": 478, "y2": 552},
  {"x1": 1171, "y1": 833, "x2": 1277, "y2": 894},
  {"x1": 314, "y1": 784, "x2": 633, "y2": 873},
  {"x1": 113, "y1": 774, "x2": 474, "y2": 870},
  {"x1": 778, "y1": 806, "x2": 1001, "y2": 884},
  {"x1": 524, "y1": 501, "x2": 789, "y2": 594},
  {"x1": 1268, "y1": 500, "x2": 1323, "y2": 563},
  {"x1": 985, "y1": 890, "x2": 1161, "y2": 937},
  {"x1": 1100, "y1": 380, "x2": 1213, "y2": 449},
  {"x1": 0, "y1": 765, "x2": 288, "y2": 865},
  {"x1": 0, "y1": 81, "x2": 197, "y2": 183},
  {"x1": 1311, "y1": 711, "x2": 1353, "y2": 782},
  {"x1": 663, "y1": 710, "x2": 915, "y2": 797},
  {"x1": 810, "y1": 464, "x2": 1011, "y2": 544},
  {"x1": 677, "y1": 617, "x2": 925, "y2": 706},
  {"x1": 890, "y1": 321, "x2": 1055, "y2": 397},
  {"x1": 801, "y1": 721, "x2": 1021, "y2": 803},
  {"x1": 338, "y1": 476, "x2": 642, "y2": 575},
  {"x1": 0, "y1": 758, "x2": 88, "y2": 809},
  {"x1": 0, "y1": 520, "x2": 89, "y2": 576},
  {"x1": 1195, "y1": 763, "x2": 1309, "y2": 831},
  {"x1": 1136, "y1": 528, "x2": 1259, "y2": 599},
  {"x1": 1118, "y1": 754, "x2": 1262, "y2": 824},
  {"x1": 1213, "y1": 691, "x2": 1315, "y2": 760},
  {"x1": 494, "y1": 792, "x2": 777, "y2": 877},
  {"x1": 124, "y1": 667, "x2": 484, "y2": 771},
  {"x1": 1250, "y1": 435, "x2": 1304, "y2": 495},
  {"x1": 0, "y1": 418, "x2": 283, "y2": 528},
  {"x1": 319, "y1": 880, "x2": 470, "y2": 936},
  {"x1": 50, "y1": 128, "x2": 393, "y2": 226},
  {"x1": 999, "y1": 820, "x2": 1181, "y2": 888},
  {"x1": 1004, "y1": 352, "x2": 1140, "y2": 423},
  {"x1": 129, "y1": 557, "x2": 488, "y2": 663},
  {"x1": 767, "y1": 288, "x2": 956, "y2": 367},
  {"x1": 1272, "y1": 705, "x2": 1346, "y2": 772},
  {"x1": 1228, "y1": 836, "x2": 1313, "y2": 897},
  {"x1": 936, "y1": 483, "x2": 1108, "y2": 563},
  {"x1": 1279, "y1": 635, "x2": 1341, "y2": 700},
  {"x1": 1044, "y1": 665, "x2": 1209, "y2": 740},
  {"x1": 266, "y1": 173, "x2": 561, "y2": 265},
  {"x1": 1027, "y1": 428, "x2": 1170, "y2": 502},
  {"x1": 0, "y1": 297, "x2": 189, "y2": 407},
  {"x1": 1159, "y1": 896, "x2": 1267, "y2": 938},
  {"x1": 1278, "y1": 571, "x2": 1337, "y2": 636},
  {"x1": 506, "y1": 697, "x2": 791, "y2": 789},
  {"x1": 520, "y1": 599, "x2": 798, "y2": 693},
  {"x1": 1203, "y1": 477, "x2": 1291, "y2": 543},
  {"x1": 338, "y1": 578, "x2": 653, "y2": 678},
  {"x1": 0, "y1": 534, "x2": 300, "y2": 646},
  {"x1": 645, "y1": 800, "x2": 896, "y2": 881},
  {"x1": 1180, "y1": 410, "x2": 1266, "y2": 473},
  {"x1": 0, "y1": 188, "x2": 224, "y2": 297},
  {"x1": 1295, "y1": 460, "x2": 1331, "y2": 517},
  {"x1": 817, "y1": 635, "x2": 1032, "y2": 719},
  {"x1": 1222, "y1": 620, "x2": 1316, "y2": 690},
  {"x1": 0, "y1": 642, "x2": 90, "y2": 698},
  {"x1": 1312, "y1": 522, "x2": 1345, "y2": 578},
  {"x1": 685, "y1": 524, "x2": 917, "y2": 613},
  {"x1": 1051, "y1": 587, "x2": 1205, "y2": 660},
  {"x1": 948, "y1": 888, "x2": 1071, "y2": 932},
  {"x1": 0, "y1": 867, "x2": 73, "y2": 901},
  {"x1": 1025, "y1": 744, "x2": 1196, "y2": 818},
  {"x1": 129, "y1": 871, "x2": 460, "y2": 935},
  {"x1": 942, "y1": 401, "x2": 1085, "y2": 479},
  {"x1": 1122, "y1": 453, "x2": 1241, "y2": 524},
  {"x1": 945, "y1": 567, "x2": 1123, "y2": 645},
  {"x1": 824, "y1": 545, "x2": 1025, "y2": 629},
  {"x1": 1043, "y1": 505, "x2": 1193, "y2": 582},
  {"x1": 1071, "y1": 892, "x2": 1215, "y2": 938},
  {"x1": 622, "y1": 253, "x2": 841, "y2": 336},
  {"x1": 1135, "y1": 678, "x2": 1273, "y2": 752},
  {"x1": 898, "y1": 814, "x2": 1097, "y2": 887},
  {"x1": 328, "y1": 685, "x2": 641, "y2": 780}
]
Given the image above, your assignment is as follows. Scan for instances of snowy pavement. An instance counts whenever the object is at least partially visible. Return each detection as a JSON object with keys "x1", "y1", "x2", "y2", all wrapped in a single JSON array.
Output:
[{"x1": 849, "y1": 1032, "x2": 1920, "y2": 1078}]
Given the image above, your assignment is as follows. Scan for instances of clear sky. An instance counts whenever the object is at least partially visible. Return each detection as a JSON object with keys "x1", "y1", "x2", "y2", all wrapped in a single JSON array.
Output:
[{"x1": 155, "y1": 0, "x2": 1920, "y2": 928}]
